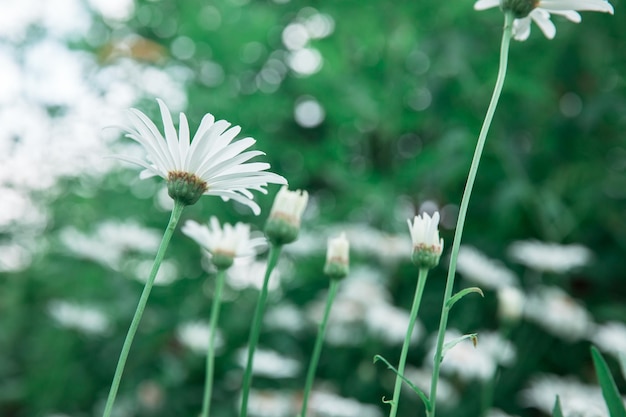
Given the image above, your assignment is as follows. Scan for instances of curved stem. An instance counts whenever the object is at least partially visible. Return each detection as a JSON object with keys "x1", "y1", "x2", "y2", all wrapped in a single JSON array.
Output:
[
  {"x1": 427, "y1": 12, "x2": 513, "y2": 417},
  {"x1": 239, "y1": 245, "x2": 282, "y2": 417},
  {"x1": 102, "y1": 200, "x2": 185, "y2": 417},
  {"x1": 200, "y1": 269, "x2": 227, "y2": 417},
  {"x1": 300, "y1": 278, "x2": 340, "y2": 417},
  {"x1": 389, "y1": 268, "x2": 430, "y2": 417}
]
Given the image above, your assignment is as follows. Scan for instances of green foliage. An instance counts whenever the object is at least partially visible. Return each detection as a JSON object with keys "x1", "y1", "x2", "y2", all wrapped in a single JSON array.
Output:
[{"x1": 591, "y1": 346, "x2": 626, "y2": 417}]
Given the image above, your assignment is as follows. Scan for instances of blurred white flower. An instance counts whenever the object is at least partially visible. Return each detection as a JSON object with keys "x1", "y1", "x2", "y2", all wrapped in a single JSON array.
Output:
[
  {"x1": 59, "y1": 220, "x2": 161, "y2": 270},
  {"x1": 48, "y1": 301, "x2": 110, "y2": 335},
  {"x1": 365, "y1": 303, "x2": 423, "y2": 345},
  {"x1": 115, "y1": 99, "x2": 286, "y2": 212},
  {"x1": 227, "y1": 256, "x2": 282, "y2": 291},
  {"x1": 264, "y1": 303, "x2": 307, "y2": 333},
  {"x1": 524, "y1": 286, "x2": 593, "y2": 341},
  {"x1": 131, "y1": 258, "x2": 179, "y2": 286},
  {"x1": 521, "y1": 374, "x2": 610, "y2": 417},
  {"x1": 497, "y1": 286, "x2": 525, "y2": 322},
  {"x1": 488, "y1": 409, "x2": 520, "y2": 417},
  {"x1": 236, "y1": 348, "x2": 300, "y2": 378},
  {"x1": 591, "y1": 322, "x2": 626, "y2": 359},
  {"x1": 474, "y1": 0, "x2": 614, "y2": 41},
  {"x1": 246, "y1": 390, "x2": 295, "y2": 417},
  {"x1": 308, "y1": 390, "x2": 382, "y2": 417},
  {"x1": 307, "y1": 268, "x2": 390, "y2": 346},
  {"x1": 182, "y1": 217, "x2": 266, "y2": 269},
  {"x1": 176, "y1": 321, "x2": 224, "y2": 354},
  {"x1": 427, "y1": 330, "x2": 516, "y2": 381},
  {"x1": 508, "y1": 240, "x2": 592, "y2": 274},
  {"x1": 456, "y1": 246, "x2": 518, "y2": 289}
]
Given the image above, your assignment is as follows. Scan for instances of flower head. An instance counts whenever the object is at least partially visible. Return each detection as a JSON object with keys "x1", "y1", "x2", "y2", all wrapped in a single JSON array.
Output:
[
  {"x1": 115, "y1": 99, "x2": 287, "y2": 212},
  {"x1": 407, "y1": 212, "x2": 444, "y2": 269},
  {"x1": 265, "y1": 186, "x2": 308, "y2": 245},
  {"x1": 474, "y1": 0, "x2": 614, "y2": 41},
  {"x1": 182, "y1": 217, "x2": 266, "y2": 270},
  {"x1": 324, "y1": 232, "x2": 350, "y2": 279}
]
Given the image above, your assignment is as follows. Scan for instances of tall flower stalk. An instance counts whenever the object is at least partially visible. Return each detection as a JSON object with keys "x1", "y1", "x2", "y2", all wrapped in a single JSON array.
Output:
[
  {"x1": 102, "y1": 200, "x2": 185, "y2": 417},
  {"x1": 239, "y1": 187, "x2": 308, "y2": 417},
  {"x1": 201, "y1": 269, "x2": 226, "y2": 417},
  {"x1": 300, "y1": 233, "x2": 350, "y2": 417},
  {"x1": 427, "y1": 12, "x2": 514, "y2": 417}
]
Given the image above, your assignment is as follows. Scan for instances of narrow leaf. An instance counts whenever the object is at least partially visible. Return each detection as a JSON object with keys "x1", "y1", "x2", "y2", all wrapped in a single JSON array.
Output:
[
  {"x1": 446, "y1": 287, "x2": 484, "y2": 310},
  {"x1": 552, "y1": 396, "x2": 564, "y2": 417},
  {"x1": 441, "y1": 333, "x2": 478, "y2": 360},
  {"x1": 590, "y1": 346, "x2": 626, "y2": 417},
  {"x1": 373, "y1": 355, "x2": 431, "y2": 411}
]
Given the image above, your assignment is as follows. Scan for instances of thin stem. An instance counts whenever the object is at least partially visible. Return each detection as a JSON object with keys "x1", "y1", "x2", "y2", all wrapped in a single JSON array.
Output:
[
  {"x1": 200, "y1": 269, "x2": 227, "y2": 417},
  {"x1": 300, "y1": 278, "x2": 340, "y2": 417},
  {"x1": 427, "y1": 12, "x2": 513, "y2": 417},
  {"x1": 238, "y1": 245, "x2": 282, "y2": 417},
  {"x1": 389, "y1": 268, "x2": 430, "y2": 417},
  {"x1": 102, "y1": 200, "x2": 185, "y2": 417}
]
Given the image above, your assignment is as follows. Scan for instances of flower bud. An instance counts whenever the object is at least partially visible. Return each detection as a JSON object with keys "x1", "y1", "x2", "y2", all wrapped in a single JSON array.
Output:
[
  {"x1": 497, "y1": 286, "x2": 525, "y2": 323},
  {"x1": 407, "y1": 212, "x2": 444, "y2": 269},
  {"x1": 324, "y1": 232, "x2": 349, "y2": 280},
  {"x1": 265, "y1": 186, "x2": 308, "y2": 246}
]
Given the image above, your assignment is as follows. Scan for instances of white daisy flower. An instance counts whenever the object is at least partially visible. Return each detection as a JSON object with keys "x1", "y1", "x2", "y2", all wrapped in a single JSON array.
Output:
[
  {"x1": 182, "y1": 217, "x2": 266, "y2": 269},
  {"x1": 308, "y1": 390, "x2": 383, "y2": 417},
  {"x1": 508, "y1": 240, "x2": 592, "y2": 274},
  {"x1": 115, "y1": 99, "x2": 287, "y2": 213},
  {"x1": 524, "y1": 286, "x2": 593, "y2": 341},
  {"x1": 520, "y1": 374, "x2": 610, "y2": 417},
  {"x1": 474, "y1": 0, "x2": 614, "y2": 41}
]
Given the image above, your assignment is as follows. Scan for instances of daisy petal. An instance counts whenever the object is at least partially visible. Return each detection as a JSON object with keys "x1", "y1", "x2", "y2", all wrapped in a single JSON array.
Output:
[
  {"x1": 530, "y1": 9, "x2": 557, "y2": 39},
  {"x1": 474, "y1": 0, "x2": 500, "y2": 10},
  {"x1": 540, "y1": 0, "x2": 614, "y2": 14}
]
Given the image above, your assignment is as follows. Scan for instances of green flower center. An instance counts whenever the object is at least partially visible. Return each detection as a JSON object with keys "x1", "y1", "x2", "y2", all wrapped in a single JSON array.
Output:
[
  {"x1": 501, "y1": 0, "x2": 539, "y2": 18},
  {"x1": 167, "y1": 171, "x2": 208, "y2": 206}
]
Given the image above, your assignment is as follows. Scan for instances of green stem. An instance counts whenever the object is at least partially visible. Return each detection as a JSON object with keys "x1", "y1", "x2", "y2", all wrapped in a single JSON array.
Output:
[
  {"x1": 200, "y1": 269, "x2": 227, "y2": 417},
  {"x1": 300, "y1": 278, "x2": 340, "y2": 417},
  {"x1": 389, "y1": 268, "x2": 430, "y2": 417},
  {"x1": 239, "y1": 245, "x2": 282, "y2": 417},
  {"x1": 427, "y1": 12, "x2": 513, "y2": 417},
  {"x1": 102, "y1": 200, "x2": 185, "y2": 417}
]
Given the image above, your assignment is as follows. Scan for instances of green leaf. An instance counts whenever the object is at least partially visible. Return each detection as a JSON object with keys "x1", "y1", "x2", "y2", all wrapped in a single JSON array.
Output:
[
  {"x1": 441, "y1": 333, "x2": 478, "y2": 360},
  {"x1": 373, "y1": 355, "x2": 431, "y2": 411},
  {"x1": 618, "y1": 352, "x2": 626, "y2": 382},
  {"x1": 590, "y1": 346, "x2": 626, "y2": 417},
  {"x1": 446, "y1": 287, "x2": 484, "y2": 310},
  {"x1": 552, "y1": 396, "x2": 564, "y2": 417}
]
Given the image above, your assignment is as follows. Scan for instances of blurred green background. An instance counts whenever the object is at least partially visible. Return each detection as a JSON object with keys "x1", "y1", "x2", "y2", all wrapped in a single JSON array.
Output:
[{"x1": 1, "y1": 0, "x2": 625, "y2": 416}]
